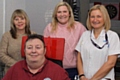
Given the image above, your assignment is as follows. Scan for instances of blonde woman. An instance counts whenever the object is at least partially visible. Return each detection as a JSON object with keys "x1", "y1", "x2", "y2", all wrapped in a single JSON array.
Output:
[
  {"x1": 75, "y1": 4, "x2": 120, "y2": 80},
  {"x1": 44, "y1": 2, "x2": 86, "y2": 79}
]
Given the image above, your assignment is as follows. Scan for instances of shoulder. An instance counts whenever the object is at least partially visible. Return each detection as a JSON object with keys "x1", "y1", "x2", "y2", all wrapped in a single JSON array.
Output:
[
  {"x1": 44, "y1": 23, "x2": 52, "y2": 32},
  {"x1": 47, "y1": 60, "x2": 65, "y2": 71},
  {"x1": 107, "y1": 30, "x2": 119, "y2": 38},
  {"x1": 82, "y1": 30, "x2": 90, "y2": 35},
  {"x1": 3, "y1": 60, "x2": 25, "y2": 79},
  {"x1": 12, "y1": 60, "x2": 24, "y2": 68},
  {"x1": 47, "y1": 60, "x2": 61, "y2": 68},
  {"x1": 2, "y1": 31, "x2": 11, "y2": 36},
  {"x1": 2, "y1": 31, "x2": 12, "y2": 39},
  {"x1": 107, "y1": 30, "x2": 118, "y2": 35},
  {"x1": 74, "y1": 21, "x2": 84, "y2": 27},
  {"x1": 46, "y1": 23, "x2": 52, "y2": 28},
  {"x1": 78, "y1": 30, "x2": 90, "y2": 40},
  {"x1": 45, "y1": 60, "x2": 69, "y2": 79},
  {"x1": 5, "y1": 60, "x2": 24, "y2": 73},
  {"x1": 30, "y1": 31, "x2": 36, "y2": 34},
  {"x1": 74, "y1": 21, "x2": 86, "y2": 30}
]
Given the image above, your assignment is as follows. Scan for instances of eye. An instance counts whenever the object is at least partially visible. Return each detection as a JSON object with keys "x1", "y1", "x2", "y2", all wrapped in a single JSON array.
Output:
[
  {"x1": 63, "y1": 10, "x2": 67, "y2": 13},
  {"x1": 27, "y1": 46, "x2": 32, "y2": 49},
  {"x1": 36, "y1": 46, "x2": 41, "y2": 49},
  {"x1": 14, "y1": 18, "x2": 19, "y2": 21},
  {"x1": 36, "y1": 45, "x2": 42, "y2": 49},
  {"x1": 90, "y1": 16, "x2": 95, "y2": 18},
  {"x1": 21, "y1": 17, "x2": 25, "y2": 20},
  {"x1": 57, "y1": 11, "x2": 61, "y2": 13},
  {"x1": 97, "y1": 15, "x2": 102, "y2": 18}
]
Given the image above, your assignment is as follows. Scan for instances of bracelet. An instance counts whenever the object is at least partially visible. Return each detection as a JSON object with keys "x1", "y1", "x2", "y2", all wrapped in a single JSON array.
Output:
[{"x1": 79, "y1": 74, "x2": 85, "y2": 78}]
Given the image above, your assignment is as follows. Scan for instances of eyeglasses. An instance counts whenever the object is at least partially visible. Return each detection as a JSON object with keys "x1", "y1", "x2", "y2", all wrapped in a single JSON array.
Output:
[{"x1": 90, "y1": 32, "x2": 108, "y2": 49}]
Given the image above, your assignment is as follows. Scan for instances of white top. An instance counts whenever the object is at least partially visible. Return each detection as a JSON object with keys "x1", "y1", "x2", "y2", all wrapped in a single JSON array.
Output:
[{"x1": 75, "y1": 29, "x2": 120, "y2": 80}]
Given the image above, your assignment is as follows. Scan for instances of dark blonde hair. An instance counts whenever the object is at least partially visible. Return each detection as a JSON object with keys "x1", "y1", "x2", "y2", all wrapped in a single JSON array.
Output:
[
  {"x1": 51, "y1": 1, "x2": 75, "y2": 32},
  {"x1": 10, "y1": 9, "x2": 31, "y2": 39},
  {"x1": 86, "y1": 4, "x2": 111, "y2": 31}
]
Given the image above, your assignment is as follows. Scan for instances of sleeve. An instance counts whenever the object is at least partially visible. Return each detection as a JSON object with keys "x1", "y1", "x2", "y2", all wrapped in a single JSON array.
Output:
[
  {"x1": 78, "y1": 22, "x2": 87, "y2": 36},
  {"x1": 75, "y1": 31, "x2": 85, "y2": 53},
  {"x1": 0, "y1": 33, "x2": 17, "y2": 67},
  {"x1": 76, "y1": 21, "x2": 87, "y2": 38},
  {"x1": 108, "y1": 32, "x2": 120, "y2": 55},
  {"x1": 43, "y1": 23, "x2": 51, "y2": 37}
]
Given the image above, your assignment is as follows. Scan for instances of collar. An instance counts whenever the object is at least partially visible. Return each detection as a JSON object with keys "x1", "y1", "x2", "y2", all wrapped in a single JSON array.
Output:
[
  {"x1": 91, "y1": 29, "x2": 106, "y2": 39},
  {"x1": 57, "y1": 22, "x2": 68, "y2": 28},
  {"x1": 22, "y1": 59, "x2": 48, "y2": 74}
]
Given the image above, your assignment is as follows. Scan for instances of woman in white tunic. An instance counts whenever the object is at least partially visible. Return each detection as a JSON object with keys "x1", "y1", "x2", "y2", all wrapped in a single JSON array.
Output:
[{"x1": 75, "y1": 4, "x2": 120, "y2": 80}]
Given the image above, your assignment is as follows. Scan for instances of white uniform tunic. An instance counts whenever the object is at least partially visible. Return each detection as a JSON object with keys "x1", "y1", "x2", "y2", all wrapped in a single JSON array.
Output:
[{"x1": 75, "y1": 29, "x2": 120, "y2": 80}]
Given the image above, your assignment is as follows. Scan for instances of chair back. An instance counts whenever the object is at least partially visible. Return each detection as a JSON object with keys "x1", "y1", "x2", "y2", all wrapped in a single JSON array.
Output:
[{"x1": 21, "y1": 36, "x2": 65, "y2": 61}]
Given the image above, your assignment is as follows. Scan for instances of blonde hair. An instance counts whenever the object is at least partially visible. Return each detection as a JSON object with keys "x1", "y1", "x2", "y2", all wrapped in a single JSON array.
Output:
[
  {"x1": 51, "y1": 1, "x2": 75, "y2": 32},
  {"x1": 86, "y1": 4, "x2": 111, "y2": 31}
]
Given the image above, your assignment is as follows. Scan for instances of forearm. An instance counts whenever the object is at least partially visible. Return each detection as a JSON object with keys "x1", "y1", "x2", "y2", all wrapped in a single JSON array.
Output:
[
  {"x1": 0, "y1": 53, "x2": 17, "y2": 67},
  {"x1": 90, "y1": 62, "x2": 113, "y2": 80},
  {"x1": 91, "y1": 55, "x2": 118, "y2": 80},
  {"x1": 77, "y1": 52, "x2": 84, "y2": 75},
  {"x1": 77, "y1": 53, "x2": 89, "y2": 80}
]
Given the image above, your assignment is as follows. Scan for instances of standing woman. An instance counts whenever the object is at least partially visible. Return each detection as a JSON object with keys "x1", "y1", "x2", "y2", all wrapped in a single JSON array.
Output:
[
  {"x1": 44, "y1": 2, "x2": 86, "y2": 80},
  {"x1": 75, "y1": 4, "x2": 120, "y2": 80},
  {"x1": 0, "y1": 9, "x2": 35, "y2": 73}
]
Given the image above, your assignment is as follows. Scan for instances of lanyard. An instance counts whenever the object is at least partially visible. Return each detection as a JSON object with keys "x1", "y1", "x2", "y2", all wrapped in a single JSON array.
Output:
[{"x1": 90, "y1": 32, "x2": 108, "y2": 49}]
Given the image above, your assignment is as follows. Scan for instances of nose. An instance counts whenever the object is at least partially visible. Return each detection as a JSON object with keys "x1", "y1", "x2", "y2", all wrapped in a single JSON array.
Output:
[
  {"x1": 32, "y1": 47, "x2": 36, "y2": 53},
  {"x1": 93, "y1": 17, "x2": 98, "y2": 22},
  {"x1": 60, "y1": 12, "x2": 64, "y2": 16}
]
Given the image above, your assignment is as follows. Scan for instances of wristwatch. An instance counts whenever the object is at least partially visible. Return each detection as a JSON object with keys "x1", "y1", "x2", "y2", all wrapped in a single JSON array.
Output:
[{"x1": 79, "y1": 74, "x2": 85, "y2": 78}]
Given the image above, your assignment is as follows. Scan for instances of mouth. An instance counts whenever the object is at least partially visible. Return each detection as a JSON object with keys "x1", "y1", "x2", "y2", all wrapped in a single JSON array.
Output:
[
  {"x1": 93, "y1": 21, "x2": 100, "y2": 24},
  {"x1": 29, "y1": 54, "x2": 39, "y2": 57},
  {"x1": 92, "y1": 22, "x2": 101, "y2": 26},
  {"x1": 59, "y1": 16, "x2": 68, "y2": 19},
  {"x1": 17, "y1": 24, "x2": 24, "y2": 27}
]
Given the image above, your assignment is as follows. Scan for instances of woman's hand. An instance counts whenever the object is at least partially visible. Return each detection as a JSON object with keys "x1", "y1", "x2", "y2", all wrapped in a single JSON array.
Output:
[{"x1": 80, "y1": 76, "x2": 89, "y2": 80}]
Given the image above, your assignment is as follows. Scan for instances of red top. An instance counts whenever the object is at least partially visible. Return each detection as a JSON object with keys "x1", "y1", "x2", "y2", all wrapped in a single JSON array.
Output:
[{"x1": 2, "y1": 59, "x2": 70, "y2": 80}]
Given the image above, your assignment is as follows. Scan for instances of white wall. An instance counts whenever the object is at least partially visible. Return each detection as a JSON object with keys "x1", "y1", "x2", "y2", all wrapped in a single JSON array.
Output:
[
  {"x1": 0, "y1": 0, "x2": 26, "y2": 39},
  {"x1": 25, "y1": 0, "x2": 62, "y2": 34},
  {"x1": 0, "y1": 0, "x2": 4, "y2": 39},
  {"x1": 0, "y1": 0, "x2": 61, "y2": 40},
  {"x1": 5, "y1": 0, "x2": 26, "y2": 32}
]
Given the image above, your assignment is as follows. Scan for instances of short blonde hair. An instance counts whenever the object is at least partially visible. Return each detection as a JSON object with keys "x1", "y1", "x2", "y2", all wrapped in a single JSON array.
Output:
[
  {"x1": 51, "y1": 1, "x2": 75, "y2": 32},
  {"x1": 86, "y1": 4, "x2": 111, "y2": 31}
]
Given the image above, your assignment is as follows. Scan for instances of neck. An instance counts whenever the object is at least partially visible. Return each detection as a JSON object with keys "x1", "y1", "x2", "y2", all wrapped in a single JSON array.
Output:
[
  {"x1": 17, "y1": 29, "x2": 25, "y2": 35},
  {"x1": 93, "y1": 28, "x2": 103, "y2": 39},
  {"x1": 27, "y1": 58, "x2": 45, "y2": 74}
]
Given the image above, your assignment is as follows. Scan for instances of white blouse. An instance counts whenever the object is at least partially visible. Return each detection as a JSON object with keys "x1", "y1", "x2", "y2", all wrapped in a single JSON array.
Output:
[{"x1": 75, "y1": 29, "x2": 120, "y2": 80}]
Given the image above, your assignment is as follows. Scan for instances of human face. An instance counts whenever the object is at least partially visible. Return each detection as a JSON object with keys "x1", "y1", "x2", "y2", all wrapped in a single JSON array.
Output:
[
  {"x1": 90, "y1": 9, "x2": 105, "y2": 30},
  {"x1": 14, "y1": 16, "x2": 26, "y2": 31},
  {"x1": 25, "y1": 39, "x2": 46, "y2": 62},
  {"x1": 56, "y1": 5, "x2": 70, "y2": 24}
]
